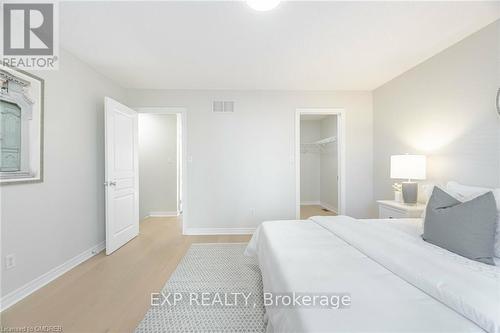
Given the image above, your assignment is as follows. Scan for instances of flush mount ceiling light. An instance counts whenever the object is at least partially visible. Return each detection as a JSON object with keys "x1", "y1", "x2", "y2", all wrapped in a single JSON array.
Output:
[{"x1": 247, "y1": 0, "x2": 281, "y2": 11}]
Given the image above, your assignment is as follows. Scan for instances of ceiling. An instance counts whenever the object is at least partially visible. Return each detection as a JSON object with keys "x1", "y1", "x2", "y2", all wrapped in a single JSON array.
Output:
[{"x1": 60, "y1": 1, "x2": 500, "y2": 91}]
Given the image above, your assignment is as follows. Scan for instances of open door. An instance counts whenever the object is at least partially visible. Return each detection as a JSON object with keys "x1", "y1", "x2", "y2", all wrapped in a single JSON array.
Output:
[{"x1": 104, "y1": 97, "x2": 139, "y2": 255}]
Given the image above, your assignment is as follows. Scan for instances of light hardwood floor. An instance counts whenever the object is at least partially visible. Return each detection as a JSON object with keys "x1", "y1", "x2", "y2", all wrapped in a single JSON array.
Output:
[
  {"x1": 300, "y1": 205, "x2": 337, "y2": 219},
  {"x1": 0, "y1": 217, "x2": 251, "y2": 333}
]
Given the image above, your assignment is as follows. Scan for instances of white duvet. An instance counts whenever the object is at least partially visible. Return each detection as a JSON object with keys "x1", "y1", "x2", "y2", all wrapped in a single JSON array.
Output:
[{"x1": 245, "y1": 216, "x2": 500, "y2": 333}]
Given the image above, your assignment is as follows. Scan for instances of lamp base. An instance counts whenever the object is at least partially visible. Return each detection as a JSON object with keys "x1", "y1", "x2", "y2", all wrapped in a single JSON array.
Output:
[{"x1": 402, "y1": 182, "x2": 418, "y2": 204}]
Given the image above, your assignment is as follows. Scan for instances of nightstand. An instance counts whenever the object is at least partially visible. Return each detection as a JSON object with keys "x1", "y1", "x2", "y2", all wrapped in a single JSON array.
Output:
[{"x1": 377, "y1": 200, "x2": 425, "y2": 219}]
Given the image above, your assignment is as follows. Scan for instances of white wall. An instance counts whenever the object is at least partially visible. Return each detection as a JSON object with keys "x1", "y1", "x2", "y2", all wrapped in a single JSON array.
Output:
[
  {"x1": 300, "y1": 120, "x2": 321, "y2": 204},
  {"x1": 1, "y1": 49, "x2": 126, "y2": 298},
  {"x1": 373, "y1": 21, "x2": 500, "y2": 202},
  {"x1": 320, "y1": 116, "x2": 338, "y2": 211},
  {"x1": 138, "y1": 114, "x2": 178, "y2": 219},
  {"x1": 128, "y1": 90, "x2": 374, "y2": 232}
]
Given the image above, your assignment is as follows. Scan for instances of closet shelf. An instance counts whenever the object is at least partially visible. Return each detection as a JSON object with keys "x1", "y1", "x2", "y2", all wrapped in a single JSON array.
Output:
[{"x1": 301, "y1": 136, "x2": 336, "y2": 146}]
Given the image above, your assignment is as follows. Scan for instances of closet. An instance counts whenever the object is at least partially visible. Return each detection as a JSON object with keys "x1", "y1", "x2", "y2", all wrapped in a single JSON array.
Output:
[{"x1": 300, "y1": 114, "x2": 338, "y2": 219}]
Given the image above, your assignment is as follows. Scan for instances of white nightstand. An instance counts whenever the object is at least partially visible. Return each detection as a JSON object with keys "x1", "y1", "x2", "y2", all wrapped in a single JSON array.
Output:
[{"x1": 377, "y1": 200, "x2": 425, "y2": 219}]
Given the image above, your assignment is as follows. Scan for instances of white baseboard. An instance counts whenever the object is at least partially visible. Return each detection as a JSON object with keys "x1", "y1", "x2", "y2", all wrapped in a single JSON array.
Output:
[
  {"x1": 0, "y1": 241, "x2": 105, "y2": 312},
  {"x1": 183, "y1": 227, "x2": 256, "y2": 235},
  {"x1": 148, "y1": 211, "x2": 179, "y2": 217},
  {"x1": 300, "y1": 201, "x2": 320, "y2": 205},
  {"x1": 320, "y1": 202, "x2": 338, "y2": 214}
]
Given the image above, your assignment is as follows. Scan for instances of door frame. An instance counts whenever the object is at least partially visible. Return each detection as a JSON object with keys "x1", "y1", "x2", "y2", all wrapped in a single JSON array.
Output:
[
  {"x1": 135, "y1": 107, "x2": 188, "y2": 233},
  {"x1": 295, "y1": 108, "x2": 346, "y2": 219}
]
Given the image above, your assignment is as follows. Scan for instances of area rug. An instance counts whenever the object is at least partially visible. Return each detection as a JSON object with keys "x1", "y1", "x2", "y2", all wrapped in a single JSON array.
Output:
[{"x1": 135, "y1": 243, "x2": 266, "y2": 332}]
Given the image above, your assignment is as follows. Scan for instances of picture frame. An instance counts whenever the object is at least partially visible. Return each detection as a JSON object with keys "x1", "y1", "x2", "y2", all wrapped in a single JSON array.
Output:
[{"x1": 0, "y1": 65, "x2": 44, "y2": 184}]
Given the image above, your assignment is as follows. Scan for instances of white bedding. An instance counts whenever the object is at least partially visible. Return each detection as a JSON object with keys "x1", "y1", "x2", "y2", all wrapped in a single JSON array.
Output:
[{"x1": 245, "y1": 216, "x2": 500, "y2": 333}]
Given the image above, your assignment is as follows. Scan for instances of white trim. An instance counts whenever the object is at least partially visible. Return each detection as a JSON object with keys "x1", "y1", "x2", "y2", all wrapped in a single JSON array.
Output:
[
  {"x1": 320, "y1": 202, "x2": 338, "y2": 214},
  {"x1": 300, "y1": 201, "x2": 321, "y2": 205},
  {"x1": 295, "y1": 108, "x2": 346, "y2": 219},
  {"x1": 134, "y1": 107, "x2": 188, "y2": 235},
  {"x1": 183, "y1": 227, "x2": 256, "y2": 235},
  {"x1": 0, "y1": 242, "x2": 105, "y2": 312},
  {"x1": 136, "y1": 107, "x2": 186, "y2": 114},
  {"x1": 191, "y1": 242, "x2": 249, "y2": 245},
  {"x1": 147, "y1": 211, "x2": 179, "y2": 217}
]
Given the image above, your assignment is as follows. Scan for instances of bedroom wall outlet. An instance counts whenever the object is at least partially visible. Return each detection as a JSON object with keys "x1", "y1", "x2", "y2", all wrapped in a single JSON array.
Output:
[{"x1": 5, "y1": 254, "x2": 16, "y2": 270}]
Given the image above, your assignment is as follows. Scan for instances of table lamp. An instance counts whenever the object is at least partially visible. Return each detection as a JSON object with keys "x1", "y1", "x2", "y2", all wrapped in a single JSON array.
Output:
[{"x1": 390, "y1": 154, "x2": 426, "y2": 204}]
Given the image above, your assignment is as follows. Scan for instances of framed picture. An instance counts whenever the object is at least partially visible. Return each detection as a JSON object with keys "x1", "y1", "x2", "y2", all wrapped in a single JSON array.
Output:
[{"x1": 0, "y1": 65, "x2": 44, "y2": 184}]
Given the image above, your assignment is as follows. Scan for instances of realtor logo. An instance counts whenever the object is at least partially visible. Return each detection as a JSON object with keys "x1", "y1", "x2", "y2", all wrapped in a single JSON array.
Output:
[{"x1": 2, "y1": 2, "x2": 59, "y2": 69}]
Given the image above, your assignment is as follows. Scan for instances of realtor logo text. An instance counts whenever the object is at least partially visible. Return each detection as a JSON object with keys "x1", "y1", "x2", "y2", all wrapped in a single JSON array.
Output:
[{"x1": 2, "y1": 2, "x2": 59, "y2": 69}]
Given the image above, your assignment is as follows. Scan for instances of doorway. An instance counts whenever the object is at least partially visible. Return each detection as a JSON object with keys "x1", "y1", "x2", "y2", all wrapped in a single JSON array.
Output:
[
  {"x1": 105, "y1": 100, "x2": 188, "y2": 255},
  {"x1": 138, "y1": 113, "x2": 180, "y2": 219},
  {"x1": 136, "y1": 107, "x2": 187, "y2": 227},
  {"x1": 295, "y1": 108, "x2": 345, "y2": 219}
]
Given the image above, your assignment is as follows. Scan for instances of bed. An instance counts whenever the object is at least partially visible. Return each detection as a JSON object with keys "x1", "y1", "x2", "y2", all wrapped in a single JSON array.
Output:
[{"x1": 245, "y1": 216, "x2": 500, "y2": 333}]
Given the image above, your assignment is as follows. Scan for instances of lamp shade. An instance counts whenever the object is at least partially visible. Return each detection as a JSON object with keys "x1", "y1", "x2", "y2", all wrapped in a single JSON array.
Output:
[{"x1": 390, "y1": 155, "x2": 426, "y2": 180}]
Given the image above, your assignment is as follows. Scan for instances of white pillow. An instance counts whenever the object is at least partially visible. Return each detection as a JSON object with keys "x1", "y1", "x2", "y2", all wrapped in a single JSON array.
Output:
[
  {"x1": 446, "y1": 181, "x2": 500, "y2": 259},
  {"x1": 447, "y1": 181, "x2": 500, "y2": 208},
  {"x1": 421, "y1": 183, "x2": 436, "y2": 203},
  {"x1": 420, "y1": 184, "x2": 438, "y2": 220}
]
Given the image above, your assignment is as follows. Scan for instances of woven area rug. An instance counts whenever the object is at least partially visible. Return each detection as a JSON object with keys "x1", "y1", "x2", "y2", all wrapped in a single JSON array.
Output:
[{"x1": 135, "y1": 243, "x2": 266, "y2": 332}]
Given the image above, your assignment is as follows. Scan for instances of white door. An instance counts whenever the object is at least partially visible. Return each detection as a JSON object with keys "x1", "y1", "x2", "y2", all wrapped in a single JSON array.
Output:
[{"x1": 105, "y1": 97, "x2": 139, "y2": 255}]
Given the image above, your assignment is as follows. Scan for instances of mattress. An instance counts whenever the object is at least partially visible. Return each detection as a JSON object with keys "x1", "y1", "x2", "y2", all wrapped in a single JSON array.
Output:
[{"x1": 245, "y1": 216, "x2": 500, "y2": 333}]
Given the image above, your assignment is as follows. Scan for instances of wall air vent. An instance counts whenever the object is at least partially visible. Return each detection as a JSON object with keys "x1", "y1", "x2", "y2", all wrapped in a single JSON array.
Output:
[{"x1": 212, "y1": 101, "x2": 234, "y2": 113}]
